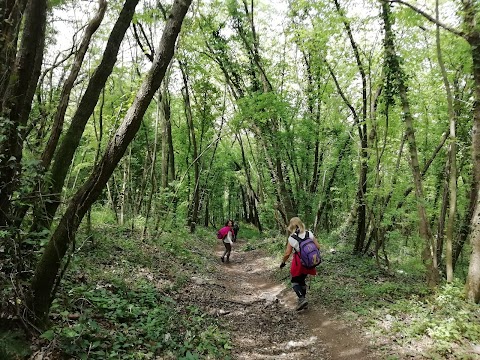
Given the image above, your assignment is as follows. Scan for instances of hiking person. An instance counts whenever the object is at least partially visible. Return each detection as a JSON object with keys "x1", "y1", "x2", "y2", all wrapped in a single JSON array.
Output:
[
  {"x1": 280, "y1": 217, "x2": 321, "y2": 311},
  {"x1": 232, "y1": 221, "x2": 239, "y2": 242},
  {"x1": 218, "y1": 220, "x2": 234, "y2": 263}
]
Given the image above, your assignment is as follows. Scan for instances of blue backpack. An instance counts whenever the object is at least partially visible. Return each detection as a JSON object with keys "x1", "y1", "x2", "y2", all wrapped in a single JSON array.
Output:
[{"x1": 291, "y1": 231, "x2": 322, "y2": 269}]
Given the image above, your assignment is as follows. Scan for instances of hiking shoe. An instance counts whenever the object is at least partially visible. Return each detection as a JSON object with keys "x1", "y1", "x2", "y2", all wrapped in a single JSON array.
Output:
[
  {"x1": 221, "y1": 256, "x2": 224, "y2": 263},
  {"x1": 296, "y1": 297, "x2": 308, "y2": 311}
]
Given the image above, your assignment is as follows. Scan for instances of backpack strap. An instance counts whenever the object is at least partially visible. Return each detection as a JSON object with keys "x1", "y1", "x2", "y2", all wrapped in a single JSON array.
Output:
[
  {"x1": 291, "y1": 231, "x2": 309, "y2": 243},
  {"x1": 291, "y1": 231, "x2": 310, "y2": 254}
]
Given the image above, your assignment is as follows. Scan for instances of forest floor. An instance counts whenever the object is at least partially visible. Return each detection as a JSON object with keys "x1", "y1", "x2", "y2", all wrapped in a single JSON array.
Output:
[
  {"x1": 6, "y1": 225, "x2": 478, "y2": 359},
  {"x1": 173, "y1": 238, "x2": 379, "y2": 359}
]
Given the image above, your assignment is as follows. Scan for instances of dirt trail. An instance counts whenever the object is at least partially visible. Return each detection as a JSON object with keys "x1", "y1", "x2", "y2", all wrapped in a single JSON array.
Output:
[{"x1": 177, "y1": 239, "x2": 378, "y2": 359}]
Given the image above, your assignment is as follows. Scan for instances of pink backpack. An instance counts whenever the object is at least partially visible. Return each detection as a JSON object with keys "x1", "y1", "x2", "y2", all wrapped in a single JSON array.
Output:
[{"x1": 216, "y1": 226, "x2": 231, "y2": 239}]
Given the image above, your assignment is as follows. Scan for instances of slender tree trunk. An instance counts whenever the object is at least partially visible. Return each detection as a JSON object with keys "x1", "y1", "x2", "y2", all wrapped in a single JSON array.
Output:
[
  {"x1": 143, "y1": 92, "x2": 161, "y2": 236},
  {"x1": 382, "y1": 0, "x2": 438, "y2": 286},
  {"x1": 333, "y1": 0, "x2": 369, "y2": 255},
  {"x1": 314, "y1": 133, "x2": 352, "y2": 233},
  {"x1": 32, "y1": 0, "x2": 140, "y2": 233},
  {"x1": 42, "y1": 0, "x2": 107, "y2": 169},
  {"x1": 436, "y1": 161, "x2": 449, "y2": 266},
  {"x1": 119, "y1": 152, "x2": 129, "y2": 226},
  {"x1": 435, "y1": 0, "x2": 456, "y2": 282},
  {"x1": 28, "y1": 0, "x2": 192, "y2": 325},
  {"x1": 180, "y1": 61, "x2": 200, "y2": 230},
  {"x1": 160, "y1": 80, "x2": 173, "y2": 189}
]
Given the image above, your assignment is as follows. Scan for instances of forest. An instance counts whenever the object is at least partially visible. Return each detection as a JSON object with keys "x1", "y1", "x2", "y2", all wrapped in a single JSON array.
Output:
[{"x1": 0, "y1": 0, "x2": 480, "y2": 358}]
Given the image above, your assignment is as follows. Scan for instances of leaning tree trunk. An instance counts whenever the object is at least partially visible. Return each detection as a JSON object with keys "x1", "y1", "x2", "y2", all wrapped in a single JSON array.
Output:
[
  {"x1": 10, "y1": 0, "x2": 108, "y2": 236},
  {"x1": 42, "y1": 0, "x2": 107, "y2": 169},
  {"x1": 28, "y1": 0, "x2": 192, "y2": 325},
  {"x1": 31, "y1": 0, "x2": 140, "y2": 234}
]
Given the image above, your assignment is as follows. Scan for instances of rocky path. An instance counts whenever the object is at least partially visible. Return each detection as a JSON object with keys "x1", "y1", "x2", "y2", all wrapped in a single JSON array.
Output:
[{"x1": 177, "y1": 239, "x2": 378, "y2": 359}]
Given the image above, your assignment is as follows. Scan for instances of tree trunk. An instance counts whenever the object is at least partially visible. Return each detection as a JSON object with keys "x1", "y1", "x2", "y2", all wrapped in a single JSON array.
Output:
[
  {"x1": 435, "y1": 161, "x2": 449, "y2": 267},
  {"x1": 333, "y1": 0, "x2": 369, "y2": 255},
  {"x1": 143, "y1": 92, "x2": 161, "y2": 236},
  {"x1": 32, "y1": 0, "x2": 140, "y2": 233},
  {"x1": 41, "y1": 0, "x2": 107, "y2": 169},
  {"x1": 0, "y1": 0, "x2": 28, "y2": 102},
  {"x1": 161, "y1": 80, "x2": 173, "y2": 189},
  {"x1": 28, "y1": 0, "x2": 192, "y2": 324},
  {"x1": 466, "y1": 195, "x2": 480, "y2": 302},
  {"x1": 435, "y1": 0, "x2": 456, "y2": 282},
  {"x1": 464, "y1": 0, "x2": 480, "y2": 303},
  {"x1": 314, "y1": 133, "x2": 352, "y2": 233},
  {"x1": 0, "y1": 0, "x2": 47, "y2": 228},
  {"x1": 180, "y1": 61, "x2": 200, "y2": 230},
  {"x1": 382, "y1": 0, "x2": 438, "y2": 286}
]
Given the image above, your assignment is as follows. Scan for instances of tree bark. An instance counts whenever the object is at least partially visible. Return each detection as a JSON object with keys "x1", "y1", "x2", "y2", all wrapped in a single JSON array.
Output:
[
  {"x1": 180, "y1": 61, "x2": 200, "y2": 230},
  {"x1": 41, "y1": 0, "x2": 107, "y2": 169},
  {"x1": 160, "y1": 79, "x2": 174, "y2": 189},
  {"x1": 0, "y1": 0, "x2": 47, "y2": 229},
  {"x1": 435, "y1": 0, "x2": 456, "y2": 282},
  {"x1": 382, "y1": 0, "x2": 438, "y2": 286},
  {"x1": 462, "y1": 0, "x2": 480, "y2": 303},
  {"x1": 0, "y1": 0, "x2": 28, "y2": 102},
  {"x1": 28, "y1": 0, "x2": 192, "y2": 324},
  {"x1": 33, "y1": 0, "x2": 140, "y2": 233}
]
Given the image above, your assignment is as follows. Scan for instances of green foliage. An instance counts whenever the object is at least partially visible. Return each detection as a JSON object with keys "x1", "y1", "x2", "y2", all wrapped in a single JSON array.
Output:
[
  {"x1": 308, "y1": 251, "x2": 427, "y2": 310},
  {"x1": 234, "y1": 92, "x2": 292, "y2": 130},
  {"x1": 39, "y1": 220, "x2": 230, "y2": 359},
  {"x1": 0, "y1": 330, "x2": 31, "y2": 359},
  {"x1": 373, "y1": 281, "x2": 480, "y2": 358},
  {"x1": 45, "y1": 284, "x2": 230, "y2": 359}
]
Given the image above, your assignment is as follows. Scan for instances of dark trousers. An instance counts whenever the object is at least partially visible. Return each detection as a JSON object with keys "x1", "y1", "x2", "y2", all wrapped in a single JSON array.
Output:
[
  {"x1": 222, "y1": 242, "x2": 231, "y2": 259},
  {"x1": 291, "y1": 274, "x2": 308, "y2": 298}
]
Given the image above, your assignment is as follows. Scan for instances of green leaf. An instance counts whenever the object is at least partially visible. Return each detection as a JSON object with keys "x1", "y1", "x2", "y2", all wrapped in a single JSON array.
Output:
[{"x1": 40, "y1": 330, "x2": 55, "y2": 341}]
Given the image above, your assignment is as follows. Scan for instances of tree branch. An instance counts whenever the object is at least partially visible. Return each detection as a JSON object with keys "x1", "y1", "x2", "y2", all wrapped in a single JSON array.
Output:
[{"x1": 389, "y1": 0, "x2": 465, "y2": 38}]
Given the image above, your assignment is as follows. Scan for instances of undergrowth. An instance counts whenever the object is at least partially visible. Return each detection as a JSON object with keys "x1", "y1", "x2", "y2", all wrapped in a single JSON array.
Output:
[
  {"x1": 32, "y1": 220, "x2": 232, "y2": 359},
  {"x1": 3, "y1": 218, "x2": 479, "y2": 359},
  {"x1": 315, "y1": 252, "x2": 479, "y2": 358}
]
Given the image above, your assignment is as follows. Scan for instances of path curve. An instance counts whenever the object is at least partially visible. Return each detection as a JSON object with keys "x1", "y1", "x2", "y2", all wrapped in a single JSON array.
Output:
[{"x1": 177, "y1": 238, "x2": 377, "y2": 359}]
